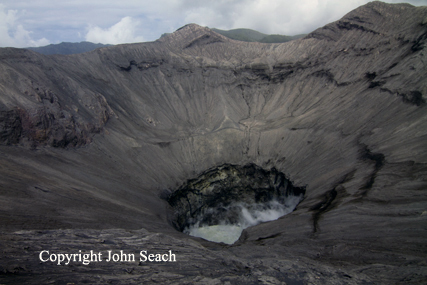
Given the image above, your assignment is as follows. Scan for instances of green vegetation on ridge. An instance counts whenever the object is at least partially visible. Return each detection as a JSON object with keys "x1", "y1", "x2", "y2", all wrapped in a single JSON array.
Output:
[
  {"x1": 27, "y1": 41, "x2": 110, "y2": 55},
  {"x1": 27, "y1": 27, "x2": 305, "y2": 56},
  {"x1": 211, "y1": 28, "x2": 305, "y2": 43}
]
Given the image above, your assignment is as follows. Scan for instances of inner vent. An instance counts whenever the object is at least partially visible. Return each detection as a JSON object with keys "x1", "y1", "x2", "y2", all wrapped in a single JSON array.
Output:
[{"x1": 167, "y1": 163, "x2": 305, "y2": 244}]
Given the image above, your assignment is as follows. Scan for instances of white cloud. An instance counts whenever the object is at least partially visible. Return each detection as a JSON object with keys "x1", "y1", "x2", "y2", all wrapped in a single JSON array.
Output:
[
  {"x1": 182, "y1": 0, "x2": 374, "y2": 35},
  {"x1": 1, "y1": 0, "x2": 426, "y2": 47},
  {"x1": 181, "y1": 0, "x2": 427, "y2": 35},
  {"x1": 85, "y1": 16, "x2": 145, "y2": 44},
  {"x1": 0, "y1": 4, "x2": 49, "y2": 47}
]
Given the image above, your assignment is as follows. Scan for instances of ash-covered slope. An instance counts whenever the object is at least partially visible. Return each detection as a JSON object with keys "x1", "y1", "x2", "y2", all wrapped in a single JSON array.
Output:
[{"x1": 0, "y1": 2, "x2": 427, "y2": 284}]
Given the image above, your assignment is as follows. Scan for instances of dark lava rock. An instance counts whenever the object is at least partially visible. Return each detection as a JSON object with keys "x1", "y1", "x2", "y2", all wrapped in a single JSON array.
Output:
[
  {"x1": 168, "y1": 163, "x2": 305, "y2": 231},
  {"x1": 0, "y1": 2, "x2": 426, "y2": 284}
]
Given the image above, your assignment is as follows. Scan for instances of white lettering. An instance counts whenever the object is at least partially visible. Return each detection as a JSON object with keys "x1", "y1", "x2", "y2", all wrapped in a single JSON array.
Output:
[
  {"x1": 65, "y1": 253, "x2": 72, "y2": 265},
  {"x1": 57, "y1": 254, "x2": 65, "y2": 265},
  {"x1": 82, "y1": 253, "x2": 90, "y2": 265},
  {"x1": 148, "y1": 253, "x2": 155, "y2": 262},
  {"x1": 139, "y1": 250, "x2": 176, "y2": 262},
  {"x1": 140, "y1": 250, "x2": 147, "y2": 262},
  {"x1": 49, "y1": 254, "x2": 57, "y2": 262},
  {"x1": 39, "y1": 250, "x2": 49, "y2": 262},
  {"x1": 169, "y1": 250, "x2": 176, "y2": 262},
  {"x1": 38, "y1": 250, "x2": 175, "y2": 264}
]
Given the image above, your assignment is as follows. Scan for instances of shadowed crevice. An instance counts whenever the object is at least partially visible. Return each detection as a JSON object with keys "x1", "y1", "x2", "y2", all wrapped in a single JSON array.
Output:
[
  {"x1": 358, "y1": 145, "x2": 385, "y2": 196},
  {"x1": 310, "y1": 188, "x2": 338, "y2": 234}
]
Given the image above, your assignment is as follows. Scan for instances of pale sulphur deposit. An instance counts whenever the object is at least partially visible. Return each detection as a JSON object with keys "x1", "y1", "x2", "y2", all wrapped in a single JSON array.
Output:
[
  {"x1": 185, "y1": 197, "x2": 302, "y2": 244},
  {"x1": 187, "y1": 225, "x2": 243, "y2": 245}
]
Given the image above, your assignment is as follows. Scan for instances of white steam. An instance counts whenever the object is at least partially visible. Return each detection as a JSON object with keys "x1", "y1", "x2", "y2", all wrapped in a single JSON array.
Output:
[{"x1": 185, "y1": 195, "x2": 303, "y2": 244}]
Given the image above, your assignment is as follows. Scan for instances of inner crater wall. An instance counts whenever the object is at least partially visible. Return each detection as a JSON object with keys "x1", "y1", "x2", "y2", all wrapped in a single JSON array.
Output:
[{"x1": 167, "y1": 163, "x2": 306, "y2": 231}]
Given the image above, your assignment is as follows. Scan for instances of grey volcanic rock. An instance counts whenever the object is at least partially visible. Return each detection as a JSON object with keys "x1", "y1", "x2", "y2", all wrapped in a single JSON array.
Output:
[
  {"x1": 0, "y1": 48, "x2": 116, "y2": 148},
  {"x1": 0, "y1": 2, "x2": 427, "y2": 284}
]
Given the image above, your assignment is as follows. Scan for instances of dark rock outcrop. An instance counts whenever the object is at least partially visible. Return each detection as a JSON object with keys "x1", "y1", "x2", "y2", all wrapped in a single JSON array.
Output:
[
  {"x1": 0, "y1": 2, "x2": 426, "y2": 284},
  {"x1": 168, "y1": 163, "x2": 305, "y2": 231}
]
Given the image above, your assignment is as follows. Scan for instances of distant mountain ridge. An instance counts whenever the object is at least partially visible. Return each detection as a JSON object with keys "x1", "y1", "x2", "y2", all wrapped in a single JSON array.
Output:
[
  {"x1": 211, "y1": 28, "x2": 306, "y2": 43},
  {"x1": 28, "y1": 28, "x2": 304, "y2": 56},
  {"x1": 27, "y1": 41, "x2": 110, "y2": 55}
]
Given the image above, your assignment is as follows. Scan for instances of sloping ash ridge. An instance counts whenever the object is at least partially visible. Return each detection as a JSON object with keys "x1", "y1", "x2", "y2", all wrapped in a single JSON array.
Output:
[{"x1": 0, "y1": 1, "x2": 426, "y2": 283}]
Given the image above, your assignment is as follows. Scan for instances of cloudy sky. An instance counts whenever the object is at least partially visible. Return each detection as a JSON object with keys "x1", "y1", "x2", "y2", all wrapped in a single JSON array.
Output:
[{"x1": 0, "y1": 0, "x2": 426, "y2": 47}]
